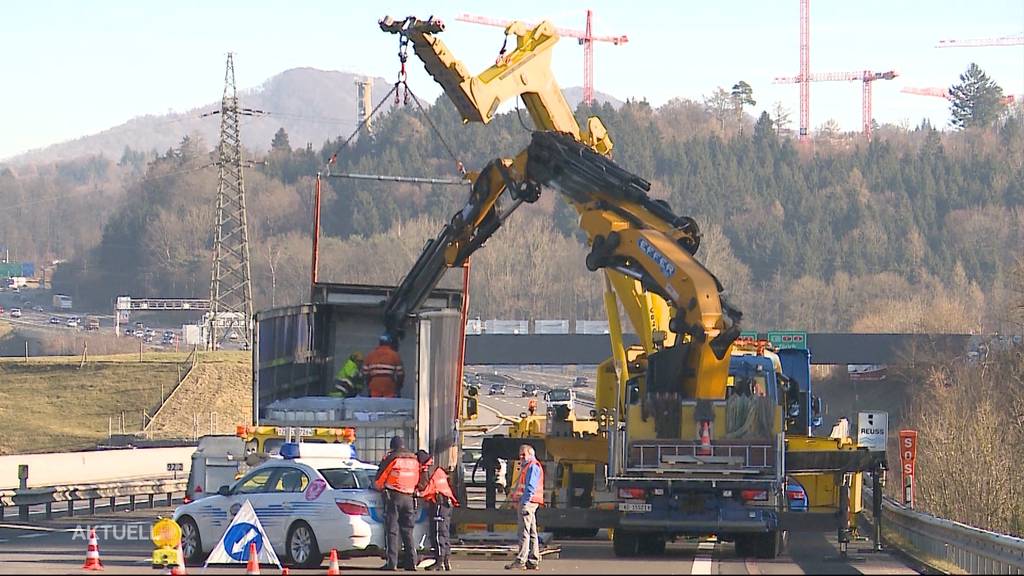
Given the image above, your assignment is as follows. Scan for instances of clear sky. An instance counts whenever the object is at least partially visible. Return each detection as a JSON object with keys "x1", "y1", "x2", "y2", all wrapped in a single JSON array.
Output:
[{"x1": 1, "y1": 0, "x2": 1022, "y2": 160}]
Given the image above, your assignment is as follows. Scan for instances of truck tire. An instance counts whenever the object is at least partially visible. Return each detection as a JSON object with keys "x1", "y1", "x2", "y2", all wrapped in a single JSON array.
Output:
[
  {"x1": 612, "y1": 529, "x2": 639, "y2": 557},
  {"x1": 754, "y1": 530, "x2": 782, "y2": 559},
  {"x1": 637, "y1": 536, "x2": 666, "y2": 556},
  {"x1": 733, "y1": 535, "x2": 755, "y2": 558}
]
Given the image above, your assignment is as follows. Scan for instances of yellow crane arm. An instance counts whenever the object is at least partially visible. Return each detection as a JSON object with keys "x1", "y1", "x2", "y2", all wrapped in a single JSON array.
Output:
[
  {"x1": 379, "y1": 15, "x2": 612, "y2": 155},
  {"x1": 378, "y1": 16, "x2": 742, "y2": 405}
]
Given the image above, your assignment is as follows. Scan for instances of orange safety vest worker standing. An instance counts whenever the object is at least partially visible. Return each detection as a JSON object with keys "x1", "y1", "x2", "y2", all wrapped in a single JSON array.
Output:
[
  {"x1": 374, "y1": 436, "x2": 420, "y2": 570},
  {"x1": 507, "y1": 444, "x2": 544, "y2": 570},
  {"x1": 366, "y1": 334, "x2": 405, "y2": 398},
  {"x1": 416, "y1": 451, "x2": 459, "y2": 571}
]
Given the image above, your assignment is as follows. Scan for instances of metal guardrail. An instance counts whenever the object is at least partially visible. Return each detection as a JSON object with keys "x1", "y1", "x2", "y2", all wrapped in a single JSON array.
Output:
[
  {"x1": 0, "y1": 477, "x2": 186, "y2": 522},
  {"x1": 864, "y1": 486, "x2": 1024, "y2": 574}
]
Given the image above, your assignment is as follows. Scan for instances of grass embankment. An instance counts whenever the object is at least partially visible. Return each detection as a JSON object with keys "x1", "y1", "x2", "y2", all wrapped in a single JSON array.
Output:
[
  {"x1": 0, "y1": 350, "x2": 250, "y2": 454},
  {"x1": 145, "y1": 351, "x2": 252, "y2": 439}
]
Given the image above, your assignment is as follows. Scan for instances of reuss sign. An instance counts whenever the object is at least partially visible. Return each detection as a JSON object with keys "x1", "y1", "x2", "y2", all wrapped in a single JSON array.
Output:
[{"x1": 857, "y1": 411, "x2": 888, "y2": 452}]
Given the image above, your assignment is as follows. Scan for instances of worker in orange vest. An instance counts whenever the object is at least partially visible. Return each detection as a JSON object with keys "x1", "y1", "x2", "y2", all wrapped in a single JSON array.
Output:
[
  {"x1": 416, "y1": 450, "x2": 459, "y2": 571},
  {"x1": 506, "y1": 444, "x2": 544, "y2": 570},
  {"x1": 374, "y1": 436, "x2": 419, "y2": 571},
  {"x1": 366, "y1": 334, "x2": 405, "y2": 398}
]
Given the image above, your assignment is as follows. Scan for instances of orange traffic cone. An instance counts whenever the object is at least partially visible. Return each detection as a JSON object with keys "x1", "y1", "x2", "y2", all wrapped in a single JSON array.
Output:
[
  {"x1": 280, "y1": 567, "x2": 290, "y2": 576},
  {"x1": 696, "y1": 421, "x2": 712, "y2": 456},
  {"x1": 326, "y1": 548, "x2": 340, "y2": 575},
  {"x1": 169, "y1": 542, "x2": 187, "y2": 575},
  {"x1": 246, "y1": 541, "x2": 260, "y2": 575},
  {"x1": 82, "y1": 527, "x2": 104, "y2": 570}
]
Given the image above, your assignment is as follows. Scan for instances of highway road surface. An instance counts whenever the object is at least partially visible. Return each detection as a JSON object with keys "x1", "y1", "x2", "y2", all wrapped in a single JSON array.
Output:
[
  {"x1": 0, "y1": 368, "x2": 923, "y2": 573},
  {"x1": 0, "y1": 505, "x2": 921, "y2": 574}
]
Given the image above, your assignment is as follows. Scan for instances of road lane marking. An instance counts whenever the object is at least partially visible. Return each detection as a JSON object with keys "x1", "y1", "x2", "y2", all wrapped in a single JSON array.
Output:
[
  {"x1": 0, "y1": 524, "x2": 60, "y2": 532},
  {"x1": 692, "y1": 540, "x2": 715, "y2": 575},
  {"x1": 18, "y1": 533, "x2": 47, "y2": 539}
]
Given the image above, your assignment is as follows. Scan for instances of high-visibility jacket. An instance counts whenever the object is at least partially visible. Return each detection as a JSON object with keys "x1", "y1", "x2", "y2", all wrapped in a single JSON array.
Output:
[
  {"x1": 374, "y1": 452, "x2": 419, "y2": 494},
  {"x1": 420, "y1": 467, "x2": 460, "y2": 508},
  {"x1": 330, "y1": 358, "x2": 364, "y2": 397},
  {"x1": 511, "y1": 458, "x2": 544, "y2": 506},
  {"x1": 365, "y1": 345, "x2": 405, "y2": 398}
]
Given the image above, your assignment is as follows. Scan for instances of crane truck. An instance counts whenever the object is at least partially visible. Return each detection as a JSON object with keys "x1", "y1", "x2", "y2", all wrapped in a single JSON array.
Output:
[{"x1": 378, "y1": 14, "x2": 882, "y2": 559}]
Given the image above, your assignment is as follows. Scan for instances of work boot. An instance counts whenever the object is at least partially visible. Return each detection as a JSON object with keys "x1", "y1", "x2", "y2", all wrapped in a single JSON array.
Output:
[
  {"x1": 443, "y1": 558, "x2": 452, "y2": 571},
  {"x1": 526, "y1": 562, "x2": 540, "y2": 570},
  {"x1": 505, "y1": 560, "x2": 526, "y2": 570}
]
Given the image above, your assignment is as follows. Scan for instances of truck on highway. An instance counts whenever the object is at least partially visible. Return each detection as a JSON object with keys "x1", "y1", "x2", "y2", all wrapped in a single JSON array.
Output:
[
  {"x1": 186, "y1": 281, "x2": 469, "y2": 500},
  {"x1": 606, "y1": 343, "x2": 789, "y2": 557},
  {"x1": 252, "y1": 281, "x2": 467, "y2": 466},
  {"x1": 52, "y1": 294, "x2": 72, "y2": 311}
]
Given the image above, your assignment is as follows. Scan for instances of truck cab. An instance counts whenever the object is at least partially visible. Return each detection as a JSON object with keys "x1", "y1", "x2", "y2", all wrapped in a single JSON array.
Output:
[
  {"x1": 609, "y1": 343, "x2": 788, "y2": 559},
  {"x1": 545, "y1": 388, "x2": 577, "y2": 417}
]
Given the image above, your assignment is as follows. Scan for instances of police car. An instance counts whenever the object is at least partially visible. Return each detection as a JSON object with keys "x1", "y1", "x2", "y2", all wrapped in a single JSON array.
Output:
[{"x1": 173, "y1": 443, "x2": 429, "y2": 568}]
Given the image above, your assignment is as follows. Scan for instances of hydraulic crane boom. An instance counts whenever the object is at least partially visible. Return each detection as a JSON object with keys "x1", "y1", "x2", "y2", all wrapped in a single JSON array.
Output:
[{"x1": 379, "y1": 15, "x2": 741, "y2": 406}]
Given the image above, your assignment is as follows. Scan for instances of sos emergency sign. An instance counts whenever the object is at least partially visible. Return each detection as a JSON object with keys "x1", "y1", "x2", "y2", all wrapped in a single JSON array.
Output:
[{"x1": 899, "y1": 429, "x2": 918, "y2": 507}]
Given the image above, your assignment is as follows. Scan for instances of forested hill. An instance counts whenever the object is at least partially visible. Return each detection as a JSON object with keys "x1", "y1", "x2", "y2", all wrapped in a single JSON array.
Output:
[{"x1": 13, "y1": 90, "x2": 1024, "y2": 333}]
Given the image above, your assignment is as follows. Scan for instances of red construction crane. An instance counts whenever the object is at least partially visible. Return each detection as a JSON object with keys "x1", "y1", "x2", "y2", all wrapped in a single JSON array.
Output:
[
  {"x1": 799, "y1": 0, "x2": 810, "y2": 140},
  {"x1": 774, "y1": 70, "x2": 898, "y2": 140},
  {"x1": 455, "y1": 11, "x2": 628, "y2": 105},
  {"x1": 902, "y1": 86, "x2": 1017, "y2": 105},
  {"x1": 936, "y1": 35, "x2": 1024, "y2": 48}
]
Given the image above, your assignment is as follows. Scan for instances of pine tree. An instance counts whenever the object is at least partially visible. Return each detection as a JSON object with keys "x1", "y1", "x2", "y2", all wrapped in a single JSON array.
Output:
[
  {"x1": 949, "y1": 63, "x2": 1005, "y2": 130},
  {"x1": 271, "y1": 127, "x2": 292, "y2": 152}
]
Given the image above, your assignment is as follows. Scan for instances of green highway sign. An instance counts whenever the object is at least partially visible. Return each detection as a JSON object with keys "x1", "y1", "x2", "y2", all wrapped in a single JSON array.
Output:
[
  {"x1": 767, "y1": 331, "x2": 807, "y2": 350},
  {"x1": 740, "y1": 331, "x2": 760, "y2": 339}
]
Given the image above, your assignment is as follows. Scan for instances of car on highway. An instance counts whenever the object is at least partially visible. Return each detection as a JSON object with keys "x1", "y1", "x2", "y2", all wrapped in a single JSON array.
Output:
[
  {"x1": 785, "y1": 477, "x2": 809, "y2": 512},
  {"x1": 123, "y1": 327, "x2": 135, "y2": 337},
  {"x1": 173, "y1": 443, "x2": 429, "y2": 568},
  {"x1": 521, "y1": 383, "x2": 539, "y2": 397},
  {"x1": 32, "y1": 305, "x2": 44, "y2": 313},
  {"x1": 65, "y1": 317, "x2": 79, "y2": 328},
  {"x1": 49, "y1": 316, "x2": 61, "y2": 324},
  {"x1": 9, "y1": 308, "x2": 21, "y2": 318},
  {"x1": 488, "y1": 383, "x2": 507, "y2": 395},
  {"x1": 572, "y1": 376, "x2": 589, "y2": 388}
]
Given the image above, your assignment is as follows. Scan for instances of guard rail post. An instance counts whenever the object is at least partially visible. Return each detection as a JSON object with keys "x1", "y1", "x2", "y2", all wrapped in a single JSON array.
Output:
[
  {"x1": 17, "y1": 464, "x2": 28, "y2": 521},
  {"x1": 109, "y1": 496, "x2": 116, "y2": 513},
  {"x1": 67, "y1": 499, "x2": 75, "y2": 517},
  {"x1": 44, "y1": 501, "x2": 52, "y2": 519},
  {"x1": 88, "y1": 497, "x2": 96, "y2": 515},
  {"x1": 872, "y1": 467, "x2": 883, "y2": 551},
  {"x1": 148, "y1": 494, "x2": 155, "y2": 508}
]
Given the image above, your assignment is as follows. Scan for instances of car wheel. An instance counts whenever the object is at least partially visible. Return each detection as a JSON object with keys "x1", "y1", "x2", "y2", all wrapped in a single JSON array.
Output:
[
  {"x1": 287, "y1": 521, "x2": 322, "y2": 568},
  {"x1": 178, "y1": 516, "x2": 203, "y2": 566}
]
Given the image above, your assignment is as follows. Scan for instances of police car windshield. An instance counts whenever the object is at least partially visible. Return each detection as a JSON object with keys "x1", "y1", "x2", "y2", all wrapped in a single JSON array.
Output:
[{"x1": 319, "y1": 468, "x2": 374, "y2": 489}]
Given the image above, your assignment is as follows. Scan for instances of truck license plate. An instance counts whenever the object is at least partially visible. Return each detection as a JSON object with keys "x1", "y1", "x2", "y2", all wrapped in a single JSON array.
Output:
[{"x1": 618, "y1": 502, "x2": 652, "y2": 513}]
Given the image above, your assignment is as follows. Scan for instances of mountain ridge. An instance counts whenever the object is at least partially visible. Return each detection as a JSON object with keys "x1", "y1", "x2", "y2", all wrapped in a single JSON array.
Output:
[{"x1": 2, "y1": 68, "x2": 624, "y2": 166}]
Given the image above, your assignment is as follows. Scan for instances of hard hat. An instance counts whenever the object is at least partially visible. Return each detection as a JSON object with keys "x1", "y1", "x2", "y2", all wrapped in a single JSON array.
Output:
[{"x1": 379, "y1": 333, "x2": 395, "y2": 346}]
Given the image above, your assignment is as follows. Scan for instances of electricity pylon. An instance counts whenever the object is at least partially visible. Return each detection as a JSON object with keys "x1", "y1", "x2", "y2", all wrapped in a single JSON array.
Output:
[{"x1": 208, "y1": 52, "x2": 254, "y2": 350}]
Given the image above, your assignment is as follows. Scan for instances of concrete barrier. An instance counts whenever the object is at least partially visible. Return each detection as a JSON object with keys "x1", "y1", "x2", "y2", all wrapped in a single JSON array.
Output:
[{"x1": 0, "y1": 447, "x2": 194, "y2": 489}]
